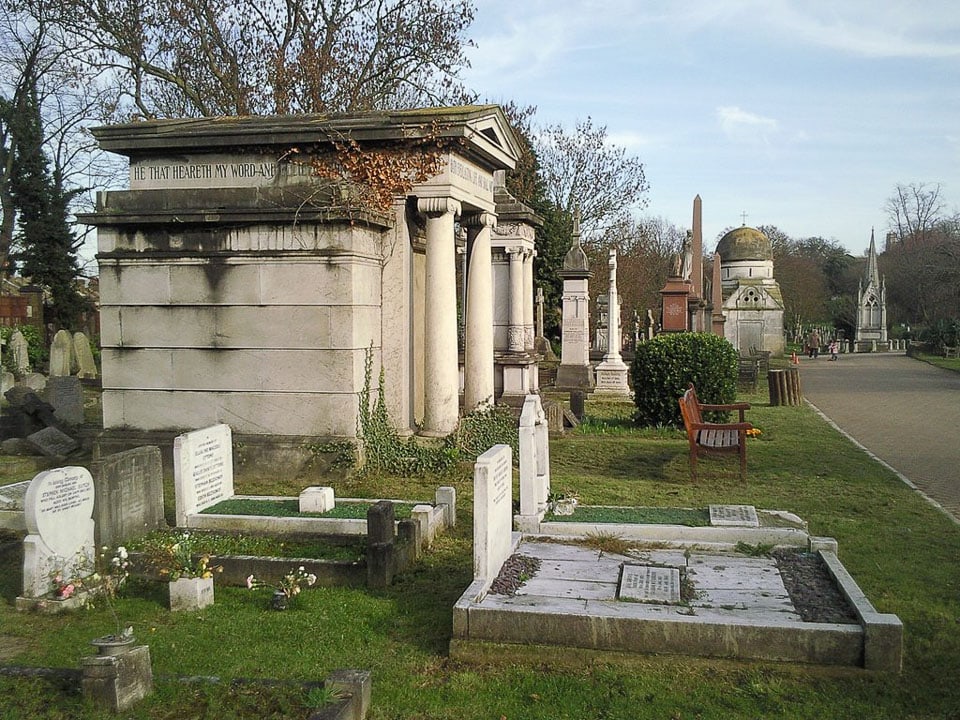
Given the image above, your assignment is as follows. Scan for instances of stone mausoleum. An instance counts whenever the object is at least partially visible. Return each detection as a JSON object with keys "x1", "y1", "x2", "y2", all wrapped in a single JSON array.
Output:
[
  {"x1": 715, "y1": 225, "x2": 784, "y2": 355},
  {"x1": 81, "y1": 107, "x2": 539, "y2": 455}
]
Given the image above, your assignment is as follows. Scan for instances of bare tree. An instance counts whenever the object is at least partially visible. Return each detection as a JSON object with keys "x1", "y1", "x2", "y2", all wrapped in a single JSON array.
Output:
[
  {"x1": 56, "y1": 0, "x2": 477, "y2": 120},
  {"x1": 884, "y1": 182, "x2": 946, "y2": 246},
  {"x1": 535, "y1": 117, "x2": 649, "y2": 243}
]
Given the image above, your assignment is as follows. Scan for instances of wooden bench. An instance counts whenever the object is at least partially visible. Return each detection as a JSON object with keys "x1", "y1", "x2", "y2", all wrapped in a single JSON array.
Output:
[{"x1": 678, "y1": 383, "x2": 752, "y2": 482}]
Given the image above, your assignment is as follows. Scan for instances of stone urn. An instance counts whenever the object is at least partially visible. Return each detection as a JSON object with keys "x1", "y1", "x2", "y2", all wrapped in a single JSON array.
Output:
[
  {"x1": 168, "y1": 576, "x2": 215, "y2": 612},
  {"x1": 90, "y1": 634, "x2": 136, "y2": 656}
]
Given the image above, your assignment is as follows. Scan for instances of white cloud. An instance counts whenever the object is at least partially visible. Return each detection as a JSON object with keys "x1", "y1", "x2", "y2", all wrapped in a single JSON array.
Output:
[{"x1": 716, "y1": 106, "x2": 778, "y2": 139}]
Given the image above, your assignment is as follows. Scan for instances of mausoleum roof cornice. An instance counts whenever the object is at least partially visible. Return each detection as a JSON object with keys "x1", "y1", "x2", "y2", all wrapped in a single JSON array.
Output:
[{"x1": 92, "y1": 105, "x2": 521, "y2": 172}]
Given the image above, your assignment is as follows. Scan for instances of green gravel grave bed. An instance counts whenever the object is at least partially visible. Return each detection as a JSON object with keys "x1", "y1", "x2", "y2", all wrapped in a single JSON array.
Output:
[
  {"x1": 546, "y1": 506, "x2": 711, "y2": 525},
  {"x1": 200, "y1": 497, "x2": 417, "y2": 519}
]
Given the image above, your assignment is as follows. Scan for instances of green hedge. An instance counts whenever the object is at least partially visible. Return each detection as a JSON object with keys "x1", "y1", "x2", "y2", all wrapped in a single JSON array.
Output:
[{"x1": 631, "y1": 332, "x2": 739, "y2": 427}]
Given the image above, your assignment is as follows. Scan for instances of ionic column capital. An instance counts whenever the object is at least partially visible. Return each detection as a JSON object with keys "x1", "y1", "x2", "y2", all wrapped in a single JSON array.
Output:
[
  {"x1": 417, "y1": 197, "x2": 461, "y2": 217},
  {"x1": 461, "y1": 211, "x2": 497, "y2": 229}
]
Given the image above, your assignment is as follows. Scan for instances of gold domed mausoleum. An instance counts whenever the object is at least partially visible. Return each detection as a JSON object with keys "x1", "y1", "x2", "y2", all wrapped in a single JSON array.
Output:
[{"x1": 715, "y1": 226, "x2": 784, "y2": 355}]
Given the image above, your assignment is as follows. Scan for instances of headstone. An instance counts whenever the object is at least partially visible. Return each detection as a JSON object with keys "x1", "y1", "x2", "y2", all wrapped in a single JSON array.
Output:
[
  {"x1": 517, "y1": 395, "x2": 550, "y2": 530},
  {"x1": 21, "y1": 466, "x2": 96, "y2": 598},
  {"x1": 367, "y1": 500, "x2": 395, "y2": 588},
  {"x1": 594, "y1": 249, "x2": 631, "y2": 395},
  {"x1": 92, "y1": 446, "x2": 165, "y2": 548},
  {"x1": 73, "y1": 332, "x2": 98, "y2": 379},
  {"x1": 49, "y1": 329, "x2": 75, "y2": 377},
  {"x1": 0, "y1": 480, "x2": 30, "y2": 510},
  {"x1": 618, "y1": 564, "x2": 681, "y2": 604},
  {"x1": 473, "y1": 444, "x2": 514, "y2": 583},
  {"x1": 21, "y1": 373, "x2": 46, "y2": 392},
  {"x1": 709, "y1": 504, "x2": 760, "y2": 527},
  {"x1": 9, "y1": 330, "x2": 29, "y2": 375},
  {"x1": 45, "y1": 376, "x2": 84, "y2": 426},
  {"x1": 173, "y1": 423, "x2": 234, "y2": 526},
  {"x1": 26, "y1": 426, "x2": 80, "y2": 458}
]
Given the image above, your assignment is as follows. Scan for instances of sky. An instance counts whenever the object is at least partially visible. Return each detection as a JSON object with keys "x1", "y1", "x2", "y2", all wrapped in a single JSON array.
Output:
[{"x1": 461, "y1": 0, "x2": 960, "y2": 256}]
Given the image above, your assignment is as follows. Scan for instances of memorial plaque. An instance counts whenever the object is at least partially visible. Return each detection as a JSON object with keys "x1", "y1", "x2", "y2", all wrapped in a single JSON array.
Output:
[
  {"x1": 45, "y1": 375, "x2": 84, "y2": 426},
  {"x1": 174, "y1": 424, "x2": 234, "y2": 526},
  {"x1": 709, "y1": 504, "x2": 760, "y2": 527},
  {"x1": 618, "y1": 564, "x2": 681, "y2": 604}
]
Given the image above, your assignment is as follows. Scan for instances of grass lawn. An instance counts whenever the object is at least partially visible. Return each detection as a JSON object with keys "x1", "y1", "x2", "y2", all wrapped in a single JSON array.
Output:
[{"x1": 1, "y1": 380, "x2": 959, "y2": 718}]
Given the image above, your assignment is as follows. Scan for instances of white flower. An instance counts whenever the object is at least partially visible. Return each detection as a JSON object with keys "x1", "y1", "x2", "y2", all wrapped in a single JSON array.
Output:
[{"x1": 117, "y1": 547, "x2": 128, "y2": 560}]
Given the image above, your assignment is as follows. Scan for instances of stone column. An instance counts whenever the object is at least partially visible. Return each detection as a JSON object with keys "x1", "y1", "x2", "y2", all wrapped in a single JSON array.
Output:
[
  {"x1": 523, "y1": 250, "x2": 535, "y2": 350},
  {"x1": 463, "y1": 212, "x2": 496, "y2": 411},
  {"x1": 418, "y1": 197, "x2": 461, "y2": 436},
  {"x1": 507, "y1": 248, "x2": 525, "y2": 352}
]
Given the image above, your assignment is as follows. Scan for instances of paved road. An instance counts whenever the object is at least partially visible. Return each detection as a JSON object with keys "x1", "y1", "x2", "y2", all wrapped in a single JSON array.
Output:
[{"x1": 798, "y1": 351, "x2": 960, "y2": 522}]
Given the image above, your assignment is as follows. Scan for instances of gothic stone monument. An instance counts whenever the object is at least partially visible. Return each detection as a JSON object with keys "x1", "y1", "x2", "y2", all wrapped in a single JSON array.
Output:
[{"x1": 81, "y1": 107, "x2": 522, "y2": 456}]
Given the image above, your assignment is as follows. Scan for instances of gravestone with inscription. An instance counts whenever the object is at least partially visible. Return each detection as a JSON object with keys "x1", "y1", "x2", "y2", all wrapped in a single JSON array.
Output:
[
  {"x1": 49, "y1": 329, "x2": 75, "y2": 377},
  {"x1": 93, "y1": 446, "x2": 165, "y2": 548},
  {"x1": 73, "y1": 332, "x2": 98, "y2": 379},
  {"x1": 21, "y1": 466, "x2": 96, "y2": 598},
  {"x1": 709, "y1": 504, "x2": 760, "y2": 528},
  {"x1": 26, "y1": 426, "x2": 79, "y2": 458},
  {"x1": 473, "y1": 444, "x2": 515, "y2": 583},
  {"x1": 45, "y1": 376, "x2": 84, "y2": 426},
  {"x1": 618, "y1": 564, "x2": 681, "y2": 604},
  {"x1": 174, "y1": 424, "x2": 234, "y2": 526}
]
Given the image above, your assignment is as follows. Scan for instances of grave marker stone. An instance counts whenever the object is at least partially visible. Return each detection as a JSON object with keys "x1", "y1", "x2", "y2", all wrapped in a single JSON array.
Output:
[
  {"x1": 73, "y1": 332, "x2": 98, "y2": 379},
  {"x1": 173, "y1": 424, "x2": 234, "y2": 526},
  {"x1": 709, "y1": 504, "x2": 760, "y2": 527},
  {"x1": 517, "y1": 395, "x2": 550, "y2": 531},
  {"x1": 49, "y1": 329, "x2": 75, "y2": 377},
  {"x1": 9, "y1": 330, "x2": 29, "y2": 375},
  {"x1": 92, "y1": 446, "x2": 165, "y2": 548},
  {"x1": 26, "y1": 426, "x2": 79, "y2": 458},
  {"x1": 21, "y1": 466, "x2": 96, "y2": 597},
  {"x1": 45, "y1": 375, "x2": 84, "y2": 426},
  {"x1": 473, "y1": 444, "x2": 514, "y2": 582},
  {"x1": 618, "y1": 564, "x2": 681, "y2": 604}
]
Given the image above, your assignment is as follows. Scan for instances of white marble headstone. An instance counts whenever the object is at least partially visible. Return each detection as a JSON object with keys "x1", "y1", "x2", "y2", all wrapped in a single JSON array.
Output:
[
  {"x1": 21, "y1": 466, "x2": 96, "y2": 598},
  {"x1": 518, "y1": 395, "x2": 550, "y2": 520},
  {"x1": 473, "y1": 444, "x2": 513, "y2": 582},
  {"x1": 174, "y1": 423, "x2": 234, "y2": 526},
  {"x1": 48, "y1": 329, "x2": 75, "y2": 377}
]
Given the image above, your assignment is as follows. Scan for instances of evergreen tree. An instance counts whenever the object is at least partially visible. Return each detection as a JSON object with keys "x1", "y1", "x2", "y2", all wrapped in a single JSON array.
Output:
[{"x1": 9, "y1": 82, "x2": 86, "y2": 329}]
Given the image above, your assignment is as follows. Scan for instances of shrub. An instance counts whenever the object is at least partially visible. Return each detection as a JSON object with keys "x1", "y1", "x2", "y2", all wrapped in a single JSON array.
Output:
[{"x1": 631, "y1": 332, "x2": 739, "y2": 427}]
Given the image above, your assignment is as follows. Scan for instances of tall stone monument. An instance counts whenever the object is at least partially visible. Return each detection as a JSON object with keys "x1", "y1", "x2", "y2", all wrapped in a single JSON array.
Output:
[
  {"x1": 854, "y1": 229, "x2": 888, "y2": 351},
  {"x1": 490, "y1": 170, "x2": 542, "y2": 403},
  {"x1": 593, "y1": 249, "x2": 630, "y2": 395},
  {"x1": 79, "y1": 107, "x2": 522, "y2": 457},
  {"x1": 555, "y1": 213, "x2": 595, "y2": 391}
]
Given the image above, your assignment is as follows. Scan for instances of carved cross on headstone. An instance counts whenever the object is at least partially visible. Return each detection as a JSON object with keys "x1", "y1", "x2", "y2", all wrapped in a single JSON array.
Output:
[{"x1": 740, "y1": 211, "x2": 748, "y2": 226}]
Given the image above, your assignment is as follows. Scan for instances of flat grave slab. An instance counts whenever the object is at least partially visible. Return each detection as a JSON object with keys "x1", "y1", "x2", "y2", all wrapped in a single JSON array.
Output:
[
  {"x1": 709, "y1": 504, "x2": 760, "y2": 527},
  {"x1": 0, "y1": 481, "x2": 30, "y2": 511},
  {"x1": 517, "y1": 577, "x2": 616, "y2": 600},
  {"x1": 618, "y1": 564, "x2": 681, "y2": 604}
]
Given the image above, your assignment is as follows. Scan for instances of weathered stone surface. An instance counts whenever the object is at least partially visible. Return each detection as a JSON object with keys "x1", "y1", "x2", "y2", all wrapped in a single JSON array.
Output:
[
  {"x1": 45, "y1": 376, "x2": 84, "y2": 426},
  {"x1": 26, "y1": 427, "x2": 79, "y2": 458},
  {"x1": 92, "y1": 446, "x2": 165, "y2": 548}
]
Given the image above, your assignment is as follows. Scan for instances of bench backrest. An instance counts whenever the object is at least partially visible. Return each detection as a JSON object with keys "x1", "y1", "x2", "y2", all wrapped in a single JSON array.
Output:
[{"x1": 679, "y1": 386, "x2": 702, "y2": 435}]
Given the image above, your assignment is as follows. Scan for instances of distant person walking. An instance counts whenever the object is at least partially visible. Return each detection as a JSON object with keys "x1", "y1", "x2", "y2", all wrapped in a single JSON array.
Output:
[
  {"x1": 828, "y1": 340, "x2": 839, "y2": 361},
  {"x1": 807, "y1": 329, "x2": 821, "y2": 358}
]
